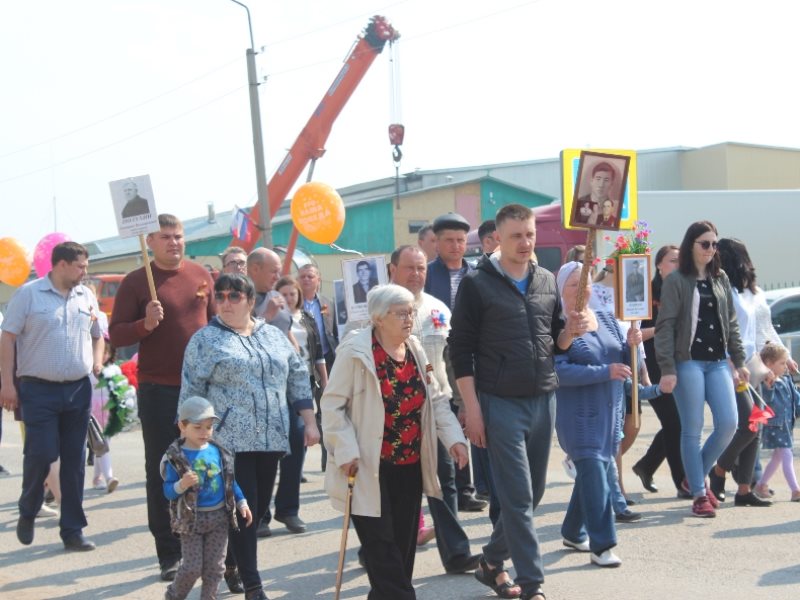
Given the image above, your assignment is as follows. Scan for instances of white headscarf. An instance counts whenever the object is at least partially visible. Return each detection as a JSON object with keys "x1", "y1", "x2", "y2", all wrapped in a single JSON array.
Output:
[{"x1": 556, "y1": 261, "x2": 583, "y2": 318}]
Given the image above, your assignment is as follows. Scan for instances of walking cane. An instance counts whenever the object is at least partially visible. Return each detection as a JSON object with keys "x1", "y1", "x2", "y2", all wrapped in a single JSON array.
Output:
[{"x1": 334, "y1": 471, "x2": 357, "y2": 600}]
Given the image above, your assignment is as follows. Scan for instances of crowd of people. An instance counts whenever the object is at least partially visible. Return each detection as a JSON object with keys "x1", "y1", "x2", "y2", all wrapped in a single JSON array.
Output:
[{"x1": 1, "y1": 206, "x2": 798, "y2": 600}]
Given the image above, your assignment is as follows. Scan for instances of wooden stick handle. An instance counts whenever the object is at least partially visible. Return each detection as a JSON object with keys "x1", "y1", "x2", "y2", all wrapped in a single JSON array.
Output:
[{"x1": 138, "y1": 234, "x2": 158, "y2": 302}]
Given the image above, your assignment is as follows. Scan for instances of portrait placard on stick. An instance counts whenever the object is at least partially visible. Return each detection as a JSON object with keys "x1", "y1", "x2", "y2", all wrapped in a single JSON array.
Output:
[
  {"x1": 109, "y1": 175, "x2": 159, "y2": 238},
  {"x1": 616, "y1": 254, "x2": 652, "y2": 321},
  {"x1": 342, "y1": 256, "x2": 388, "y2": 322},
  {"x1": 569, "y1": 151, "x2": 631, "y2": 231}
]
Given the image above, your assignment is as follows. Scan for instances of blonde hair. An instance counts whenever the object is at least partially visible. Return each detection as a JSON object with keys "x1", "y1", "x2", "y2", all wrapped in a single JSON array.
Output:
[{"x1": 760, "y1": 343, "x2": 789, "y2": 365}]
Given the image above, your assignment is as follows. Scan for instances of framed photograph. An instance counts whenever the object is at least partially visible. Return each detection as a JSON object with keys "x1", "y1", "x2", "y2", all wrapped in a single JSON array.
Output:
[
  {"x1": 333, "y1": 279, "x2": 348, "y2": 330},
  {"x1": 342, "y1": 256, "x2": 388, "y2": 322},
  {"x1": 109, "y1": 174, "x2": 159, "y2": 238},
  {"x1": 569, "y1": 151, "x2": 631, "y2": 231},
  {"x1": 616, "y1": 254, "x2": 652, "y2": 321}
]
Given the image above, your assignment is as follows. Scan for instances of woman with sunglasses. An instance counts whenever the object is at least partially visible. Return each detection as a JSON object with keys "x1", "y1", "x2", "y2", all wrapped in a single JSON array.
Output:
[
  {"x1": 179, "y1": 273, "x2": 320, "y2": 600},
  {"x1": 655, "y1": 221, "x2": 748, "y2": 518},
  {"x1": 322, "y1": 284, "x2": 467, "y2": 600}
]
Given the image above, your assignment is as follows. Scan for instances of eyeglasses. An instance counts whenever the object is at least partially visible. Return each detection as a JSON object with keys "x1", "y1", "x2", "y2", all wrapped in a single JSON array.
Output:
[
  {"x1": 695, "y1": 240, "x2": 718, "y2": 250},
  {"x1": 387, "y1": 309, "x2": 418, "y2": 321},
  {"x1": 224, "y1": 259, "x2": 247, "y2": 269},
  {"x1": 214, "y1": 290, "x2": 245, "y2": 304}
]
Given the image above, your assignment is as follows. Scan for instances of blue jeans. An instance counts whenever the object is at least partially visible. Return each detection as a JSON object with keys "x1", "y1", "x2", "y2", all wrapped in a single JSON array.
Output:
[
  {"x1": 607, "y1": 459, "x2": 628, "y2": 515},
  {"x1": 18, "y1": 377, "x2": 91, "y2": 541},
  {"x1": 562, "y1": 458, "x2": 616, "y2": 555},
  {"x1": 481, "y1": 391, "x2": 554, "y2": 594},
  {"x1": 672, "y1": 360, "x2": 737, "y2": 497}
]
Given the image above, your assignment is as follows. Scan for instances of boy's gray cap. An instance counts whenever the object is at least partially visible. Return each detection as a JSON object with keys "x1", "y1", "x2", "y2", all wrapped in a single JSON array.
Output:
[
  {"x1": 432, "y1": 212, "x2": 470, "y2": 233},
  {"x1": 178, "y1": 396, "x2": 220, "y2": 423}
]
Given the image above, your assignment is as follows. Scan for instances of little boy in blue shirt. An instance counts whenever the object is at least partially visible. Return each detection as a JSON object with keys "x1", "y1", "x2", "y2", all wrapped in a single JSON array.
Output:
[{"x1": 161, "y1": 396, "x2": 252, "y2": 600}]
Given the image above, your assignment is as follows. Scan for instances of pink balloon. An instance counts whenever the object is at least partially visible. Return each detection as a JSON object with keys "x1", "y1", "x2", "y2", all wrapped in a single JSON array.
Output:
[{"x1": 33, "y1": 232, "x2": 71, "y2": 277}]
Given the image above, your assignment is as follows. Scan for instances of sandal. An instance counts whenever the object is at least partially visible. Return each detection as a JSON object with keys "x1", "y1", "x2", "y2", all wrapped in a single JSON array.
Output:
[
  {"x1": 521, "y1": 588, "x2": 546, "y2": 600},
  {"x1": 474, "y1": 557, "x2": 522, "y2": 599}
]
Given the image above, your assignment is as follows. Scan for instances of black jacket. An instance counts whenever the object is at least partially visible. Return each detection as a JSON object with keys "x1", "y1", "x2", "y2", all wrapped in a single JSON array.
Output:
[{"x1": 448, "y1": 257, "x2": 565, "y2": 398}]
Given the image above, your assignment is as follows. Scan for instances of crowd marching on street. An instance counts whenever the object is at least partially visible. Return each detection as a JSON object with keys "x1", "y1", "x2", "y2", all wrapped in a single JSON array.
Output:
[{"x1": 1, "y1": 205, "x2": 799, "y2": 600}]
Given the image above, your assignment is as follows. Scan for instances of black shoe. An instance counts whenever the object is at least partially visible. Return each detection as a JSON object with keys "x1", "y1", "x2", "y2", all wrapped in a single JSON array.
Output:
[
  {"x1": 275, "y1": 514, "x2": 306, "y2": 533},
  {"x1": 44, "y1": 489, "x2": 55, "y2": 504},
  {"x1": 358, "y1": 550, "x2": 367, "y2": 569},
  {"x1": 300, "y1": 475, "x2": 308, "y2": 483},
  {"x1": 676, "y1": 488, "x2": 693, "y2": 500},
  {"x1": 160, "y1": 560, "x2": 180, "y2": 581},
  {"x1": 224, "y1": 567, "x2": 245, "y2": 594},
  {"x1": 475, "y1": 491, "x2": 490, "y2": 502},
  {"x1": 708, "y1": 468, "x2": 726, "y2": 501},
  {"x1": 632, "y1": 462, "x2": 658, "y2": 493},
  {"x1": 458, "y1": 494, "x2": 488, "y2": 512},
  {"x1": 63, "y1": 533, "x2": 96, "y2": 552},
  {"x1": 624, "y1": 497, "x2": 636, "y2": 506},
  {"x1": 244, "y1": 588, "x2": 269, "y2": 600},
  {"x1": 615, "y1": 509, "x2": 642, "y2": 523},
  {"x1": 16, "y1": 515, "x2": 34, "y2": 545},
  {"x1": 256, "y1": 521, "x2": 272, "y2": 538},
  {"x1": 734, "y1": 491, "x2": 772, "y2": 507},
  {"x1": 444, "y1": 553, "x2": 482, "y2": 574}
]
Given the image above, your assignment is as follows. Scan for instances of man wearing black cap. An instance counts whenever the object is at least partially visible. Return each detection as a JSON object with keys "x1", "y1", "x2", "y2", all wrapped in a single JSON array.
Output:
[{"x1": 424, "y1": 213, "x2": 487, "y2": 513}]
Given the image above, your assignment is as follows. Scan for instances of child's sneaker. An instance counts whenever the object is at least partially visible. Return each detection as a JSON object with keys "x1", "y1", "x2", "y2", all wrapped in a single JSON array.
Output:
[
  {"x1": 753, "y1": 483, "x2": 771, "y2": 499},
  {"x1": 93, "y1": 477, "x2": 106, "y2": 490},
  {"x1": 791, "y1": 490, "x2": 800, "y2": 502},
  {"x1": 692, "y1": 495, "x2": 716, "y2": 518}
]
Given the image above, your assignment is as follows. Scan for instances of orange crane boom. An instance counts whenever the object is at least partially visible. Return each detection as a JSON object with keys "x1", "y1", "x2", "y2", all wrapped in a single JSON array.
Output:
[{"x1": 234, "y1": 15, "x2": 400, "y2": 254}]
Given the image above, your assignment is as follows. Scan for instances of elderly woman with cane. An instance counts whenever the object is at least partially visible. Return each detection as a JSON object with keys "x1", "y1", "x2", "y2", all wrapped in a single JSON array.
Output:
[{"x1": 322, "y1": 284, "x2": 468, "y2": 600}]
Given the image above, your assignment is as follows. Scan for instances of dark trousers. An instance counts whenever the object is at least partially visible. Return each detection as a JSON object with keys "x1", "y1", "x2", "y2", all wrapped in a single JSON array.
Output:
[
  {"x1": 472, "y1": 444, "x2": 501, "y2": 525},
  {"x1": 635, "y1": 393, "x2": 685, "y2": 490},
  {"x1": 265, "y1": 411, "x2": 305, "y2": 521},
  {"x1": 231, "y1": 451, "x2": 281, "y2": 592},
  {"x1": 18, "y1": 377, "x2": 91, "y2": 540},
  {"x1": 352, "y1": 462, "x2": 422, "y2": 600},
  {"x1": 717, "y1": 388, "x2": 760, "y2": 484},
  {"x1": 427, "y1": 440, "x2": 471, "y2": 568},
  {"x1": 138, "y1": 382, "x2": 182, "y2": 567}
]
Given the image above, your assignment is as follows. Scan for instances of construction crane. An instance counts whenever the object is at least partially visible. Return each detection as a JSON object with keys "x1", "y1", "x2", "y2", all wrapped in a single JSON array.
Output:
[{"x1": 233, "y1": 15, "x2": 401, "y2": 267}]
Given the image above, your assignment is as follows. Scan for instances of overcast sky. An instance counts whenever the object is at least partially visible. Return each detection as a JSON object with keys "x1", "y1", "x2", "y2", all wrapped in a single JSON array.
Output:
[{"x1": 1, "y1": 0, "x2": 798, "y2": 252}]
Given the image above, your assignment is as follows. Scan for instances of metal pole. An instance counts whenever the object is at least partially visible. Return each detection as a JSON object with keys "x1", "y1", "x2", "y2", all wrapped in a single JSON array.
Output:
[{"x1": 230, "y1": 0, "x2": 272, "y2": 248}]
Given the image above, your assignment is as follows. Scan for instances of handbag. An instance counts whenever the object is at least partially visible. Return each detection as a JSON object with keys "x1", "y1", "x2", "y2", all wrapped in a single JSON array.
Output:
[{"x1": 87, "y1": 415, "x2": 110, "y2": 457}]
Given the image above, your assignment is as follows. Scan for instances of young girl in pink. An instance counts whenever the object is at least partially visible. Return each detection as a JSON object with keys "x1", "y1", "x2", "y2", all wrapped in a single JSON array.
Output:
[{"x1": 755, "y1": 344, "x2": 800, "y2": 502}]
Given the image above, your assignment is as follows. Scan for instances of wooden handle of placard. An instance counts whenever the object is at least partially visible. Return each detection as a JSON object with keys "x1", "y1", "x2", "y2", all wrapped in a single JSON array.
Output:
[
  {"x1": 631, "y1": 323, "x2": 639, "y2": 429},
  {"x1": 574, "y1": 230, "x2": 595, "y2": 313},
  {"x1": 138, "y1": 234, "x2": 158, "y2": 302}
]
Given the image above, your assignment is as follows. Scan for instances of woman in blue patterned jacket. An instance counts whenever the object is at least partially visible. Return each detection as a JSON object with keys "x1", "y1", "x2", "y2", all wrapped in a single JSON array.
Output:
[{"x1": 180, "y1": 273, "x2": 320, "y2": 600}]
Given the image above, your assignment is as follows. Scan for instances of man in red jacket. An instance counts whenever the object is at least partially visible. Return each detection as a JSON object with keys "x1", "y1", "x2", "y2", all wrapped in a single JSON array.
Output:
[{"x1": 110, "y1": 214, "x2": 215, "y2": 581}]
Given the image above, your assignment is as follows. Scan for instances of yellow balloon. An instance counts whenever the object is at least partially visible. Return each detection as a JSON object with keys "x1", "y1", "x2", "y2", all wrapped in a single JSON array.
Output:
[
  {"x1": 0, "y1": 237, "x2": 31, "y2": 287},
  {"x1": 290, "y1": 182, "x2": 345, "y2": 245}
]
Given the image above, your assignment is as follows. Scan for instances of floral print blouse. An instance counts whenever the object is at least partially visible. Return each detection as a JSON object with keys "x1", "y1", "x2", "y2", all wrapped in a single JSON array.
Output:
[{"x1": 372, "y1": 334, "x2": 425, "y2": 465}]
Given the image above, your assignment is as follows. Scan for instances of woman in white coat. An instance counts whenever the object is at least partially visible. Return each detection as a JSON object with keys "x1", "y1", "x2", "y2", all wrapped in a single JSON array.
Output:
[{"x1": 322, "y1": 284, "x2": 468, "y2": 600}]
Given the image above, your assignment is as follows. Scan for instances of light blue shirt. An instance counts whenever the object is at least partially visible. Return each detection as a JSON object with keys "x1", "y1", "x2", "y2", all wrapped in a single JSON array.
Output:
[{"x1": 2, "y1": 276, "x2": 102, "y2": 381}]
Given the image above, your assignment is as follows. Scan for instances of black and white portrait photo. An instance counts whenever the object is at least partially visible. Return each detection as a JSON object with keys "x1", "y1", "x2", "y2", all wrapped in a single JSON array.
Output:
[
  {"x1": 109, "y1": 174, "x2": 159, "y2": 238},
  {"x1": 342, "y1": 256, "x2": 387, "y2": 322},
  {"x1": 617, "y1": 254, "x2": 652, "y2": 321}
]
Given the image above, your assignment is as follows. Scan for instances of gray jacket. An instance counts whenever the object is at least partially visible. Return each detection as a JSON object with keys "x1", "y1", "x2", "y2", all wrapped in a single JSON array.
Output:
[{"x1": 655, "y1": 270, "x2": 745, "y2": 376}]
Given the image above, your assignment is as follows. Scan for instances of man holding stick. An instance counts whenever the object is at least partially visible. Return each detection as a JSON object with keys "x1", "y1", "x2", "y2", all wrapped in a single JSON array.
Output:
[{"x1": 110, "y1": 214, "x2": 215, "y2": 581}]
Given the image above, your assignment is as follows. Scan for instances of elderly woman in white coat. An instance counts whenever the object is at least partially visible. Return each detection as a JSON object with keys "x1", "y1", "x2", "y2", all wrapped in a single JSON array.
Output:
[{"x1": 322, "y1": 284, "x2": 468, "y2": 600}]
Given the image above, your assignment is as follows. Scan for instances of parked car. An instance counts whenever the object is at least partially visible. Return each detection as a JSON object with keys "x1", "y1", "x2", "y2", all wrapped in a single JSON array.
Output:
[{"x1": 764, "y1": 286, "x2": 800, "y2": 363}]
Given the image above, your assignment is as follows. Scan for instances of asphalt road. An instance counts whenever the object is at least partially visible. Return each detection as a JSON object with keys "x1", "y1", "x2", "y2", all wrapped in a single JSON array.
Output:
[{"x1": 1, "y1": 408, "x2": 799, "y2": 600}]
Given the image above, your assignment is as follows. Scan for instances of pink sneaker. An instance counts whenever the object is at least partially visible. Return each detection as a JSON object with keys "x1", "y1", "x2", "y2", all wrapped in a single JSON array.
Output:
[
  {"x1": 705, "y1": 485, "x2": 720, "y2": 509},
  {"x1": 417, "y1": 526, "x2": 436, "y2": 546},
  {"x1": 692, "y1": 495, "x2": 716, "y2": 518}
]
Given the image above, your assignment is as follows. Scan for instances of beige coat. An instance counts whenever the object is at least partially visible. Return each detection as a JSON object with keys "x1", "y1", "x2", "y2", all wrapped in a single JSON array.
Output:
[{"x1": 321, "y1": 326, "x2": 466, "y2": 517}]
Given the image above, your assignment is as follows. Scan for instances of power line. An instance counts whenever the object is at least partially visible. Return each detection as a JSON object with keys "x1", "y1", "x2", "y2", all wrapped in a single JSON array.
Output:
[
  {"x1": 0, "y1": 85, "x2": 245, "y2": 186},
  {"x1": 0, "y1": 55, "x2": 242, "y2": 161}
]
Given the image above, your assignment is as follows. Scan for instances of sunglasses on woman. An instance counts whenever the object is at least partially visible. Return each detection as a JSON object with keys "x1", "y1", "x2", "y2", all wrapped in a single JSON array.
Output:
[
  {"x1": 695, "y1": 240, "x2": 718, "y2": 250},
  {"x1": 214, "y1": 290, "x2": 245, "y2": 304}
]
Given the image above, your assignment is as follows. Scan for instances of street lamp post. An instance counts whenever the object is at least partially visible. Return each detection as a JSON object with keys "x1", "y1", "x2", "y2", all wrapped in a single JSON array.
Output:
[{"x1": 229, "y1": 0, "x2": 272, "y2": 248}]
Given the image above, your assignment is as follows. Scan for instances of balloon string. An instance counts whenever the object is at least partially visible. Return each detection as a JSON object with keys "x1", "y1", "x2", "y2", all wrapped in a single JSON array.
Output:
[{"x1": 330, "y1": 243, "x2": 364, "y2": 256}]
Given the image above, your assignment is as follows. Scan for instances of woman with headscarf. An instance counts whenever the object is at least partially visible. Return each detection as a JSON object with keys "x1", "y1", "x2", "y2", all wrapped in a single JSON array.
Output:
[
  {"x1": 554, "y1": 262, "x2": 648, "y2": 568},
  {"x1": 322, "y1": 284, "x2": 467, "y2": 600}
]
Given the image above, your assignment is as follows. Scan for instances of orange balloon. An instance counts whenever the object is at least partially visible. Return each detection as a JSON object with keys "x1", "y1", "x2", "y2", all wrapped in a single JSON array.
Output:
[
  {"x1": 0, "y1": 237, "x2": 31, "y2": 287},
  {"x1": 290, "y1": 182, "x2": 345, "y2": 245}
]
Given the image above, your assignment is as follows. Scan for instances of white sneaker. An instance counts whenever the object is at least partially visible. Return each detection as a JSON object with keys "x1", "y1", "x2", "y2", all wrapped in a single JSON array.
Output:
[
  {"x1": 562, "y1": 538, "x2": 591, "y2": 552},
  {"x1": 107, "y1": 477, "x2": 119, "y2": 494},
  {"x1": 37, "y1": 504, "x2": 59, "y2": 518},
  {"x1": 93, "y1": 478, "x2": 106, "y2": 490},
  {"x1": 562, "y1": 456, "x2": 577, "y2": 480},
  {"x1": 591, "y1": 549, "x2": 622, "y2": 568}
]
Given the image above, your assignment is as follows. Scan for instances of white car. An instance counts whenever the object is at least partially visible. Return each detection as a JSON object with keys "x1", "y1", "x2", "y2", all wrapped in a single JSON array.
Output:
[{"x1": 763, "y1": 286, "x2": 800, "y2": 362}]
